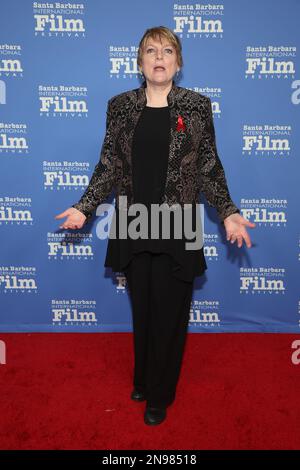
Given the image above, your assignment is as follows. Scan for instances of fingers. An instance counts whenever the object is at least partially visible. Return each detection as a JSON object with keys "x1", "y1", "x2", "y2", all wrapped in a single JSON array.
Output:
[
  {"x1": 226, "y1": 217, "x2": 255, "y2": 248},
  {"x1": 228, "y1": 234, "x2": 243, "y2": 247},
  {"x1": 236, "y1": 235, "x2": 243, "y2": 248},
  {"x1": 55, "y1": 208, "x2": 83, "y2": 229},
  {"x1": 227, "y1": 230, "x2": 252, "y2": 248},
  {"x1": 239, "y1": 217, "x2": 256, "y2": 228},
  {"x1": 234, "y1": 216, "x2": 255, "y2": 228},
  {"x1": 245, "y1": 220, "x2": 256, "y2": 228},
  {"x1": 59, "y1": 223, "x2": 79, "y2": 230},
  {"x1": 55, "y1": 210, "x2": 68, "y2": 220}
]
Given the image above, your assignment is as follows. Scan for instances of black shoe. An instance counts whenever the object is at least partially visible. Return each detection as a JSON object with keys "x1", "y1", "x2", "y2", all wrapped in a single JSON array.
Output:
[
  {"x1": 131, "y1": 388, "x2": 146, "y2": 401},
  {"x1": 144, "y1": 406, "x2": 167, "y2": 425}
]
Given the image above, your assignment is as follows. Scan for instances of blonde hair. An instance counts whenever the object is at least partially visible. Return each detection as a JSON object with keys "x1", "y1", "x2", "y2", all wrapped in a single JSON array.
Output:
[{"x1": 137, "y1": 26, "x2": 183, "y2": 70}]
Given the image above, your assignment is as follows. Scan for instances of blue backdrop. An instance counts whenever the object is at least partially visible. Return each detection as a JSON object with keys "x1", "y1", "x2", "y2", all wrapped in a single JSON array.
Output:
[{"x1": 0, "y1": 0, "x2": 299, "y2": 332}]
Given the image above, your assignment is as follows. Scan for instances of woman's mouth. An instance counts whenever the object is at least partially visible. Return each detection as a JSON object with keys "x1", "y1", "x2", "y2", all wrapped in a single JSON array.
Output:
[{"x1": 154, "y1": 66, "x2": 165, "y2": 71}]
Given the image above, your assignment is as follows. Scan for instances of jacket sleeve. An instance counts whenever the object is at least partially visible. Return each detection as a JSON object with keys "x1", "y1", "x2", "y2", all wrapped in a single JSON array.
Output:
[
  {"x1": 198, "y1": 96, "x2": 240, "y2": 224},
  {"x1": 71, "y1": 99, "x2": 116, "y2": 223}
]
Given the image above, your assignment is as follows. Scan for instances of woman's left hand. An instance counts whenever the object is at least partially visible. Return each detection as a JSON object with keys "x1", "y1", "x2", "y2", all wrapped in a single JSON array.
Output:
[{"x1": 223, "y1": 212, "x2": 256, "y2": 248}]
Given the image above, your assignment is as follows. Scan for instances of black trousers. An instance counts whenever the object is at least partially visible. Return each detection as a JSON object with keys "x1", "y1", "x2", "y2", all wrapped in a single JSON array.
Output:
[{"x1": 124, "y1": 251, "x2": 194, "y2": 408}]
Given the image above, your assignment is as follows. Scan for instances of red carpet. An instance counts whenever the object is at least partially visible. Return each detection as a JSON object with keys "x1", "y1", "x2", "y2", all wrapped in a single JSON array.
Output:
[{"x1": 0, "y1": 333, "x2": 299, "y2": 450}]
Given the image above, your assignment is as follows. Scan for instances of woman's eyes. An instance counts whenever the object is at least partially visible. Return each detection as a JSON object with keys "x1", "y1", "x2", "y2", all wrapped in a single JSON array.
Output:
[{"x1": 146, "y1": 48, "x2": 173, "y2": 53}]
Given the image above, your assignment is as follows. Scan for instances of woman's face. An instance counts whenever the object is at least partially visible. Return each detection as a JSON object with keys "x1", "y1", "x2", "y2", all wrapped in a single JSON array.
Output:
[{"x1": 140, "y1": 36, "x2": 179, "y2": 85}]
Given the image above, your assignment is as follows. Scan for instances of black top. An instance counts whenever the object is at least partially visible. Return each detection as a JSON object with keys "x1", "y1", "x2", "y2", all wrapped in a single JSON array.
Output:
[{"x1": 104, "y1": 105, "x2": 207, "y2": 282}]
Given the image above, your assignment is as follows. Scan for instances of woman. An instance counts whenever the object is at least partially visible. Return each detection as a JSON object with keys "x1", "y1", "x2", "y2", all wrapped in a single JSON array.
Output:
[{"x1": 55, "y1": 26, "x2": 255, "y2": 426}]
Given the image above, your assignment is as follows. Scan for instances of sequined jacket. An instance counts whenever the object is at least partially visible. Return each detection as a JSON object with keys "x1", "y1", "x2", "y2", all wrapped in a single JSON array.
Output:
[{"x1": 71, "y1": 80, "x2": 240, "y2": 224}]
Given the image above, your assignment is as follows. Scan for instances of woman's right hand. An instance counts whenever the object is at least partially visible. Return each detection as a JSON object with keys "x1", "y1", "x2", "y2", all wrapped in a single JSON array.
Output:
[{"x1": 55, "y1": 207, "x2": 87, "y2": 230}]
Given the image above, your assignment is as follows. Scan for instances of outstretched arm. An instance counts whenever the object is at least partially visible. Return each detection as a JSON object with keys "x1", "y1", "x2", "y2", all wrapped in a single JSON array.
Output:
[
  {"x1": 198, "y1": 96, "x2": 240, "y2": 223},
  {"x1": 71, "y1": 98, "x2": 116, "y2": 223},
  {"x1": 198, "y1": 97, "x2": 255, "y2": 247}
]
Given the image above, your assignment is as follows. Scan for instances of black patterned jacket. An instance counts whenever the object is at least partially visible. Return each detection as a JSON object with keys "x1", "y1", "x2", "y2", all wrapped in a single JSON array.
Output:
[{"x1": 72, "y1": 79, "x2": 240, "y2": 224}]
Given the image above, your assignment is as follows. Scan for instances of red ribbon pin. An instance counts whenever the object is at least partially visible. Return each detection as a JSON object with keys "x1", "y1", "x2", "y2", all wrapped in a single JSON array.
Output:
[{"x1": 176, "y1": 115, "x2": 186, "y2": 132}]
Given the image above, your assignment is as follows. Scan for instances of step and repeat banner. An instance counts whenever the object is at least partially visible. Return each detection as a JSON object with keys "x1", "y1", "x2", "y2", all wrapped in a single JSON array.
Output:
[{"x1": 0, "y1": 0, "x2": 299, "y2": 332}]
